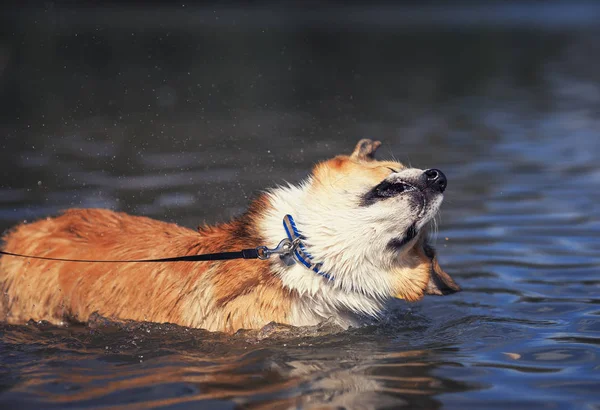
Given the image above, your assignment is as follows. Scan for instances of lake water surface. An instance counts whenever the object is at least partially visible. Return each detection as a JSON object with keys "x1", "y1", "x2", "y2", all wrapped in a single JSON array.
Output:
[{"x1": 1, "y1": 3, "x2": 599, "y2": 409}]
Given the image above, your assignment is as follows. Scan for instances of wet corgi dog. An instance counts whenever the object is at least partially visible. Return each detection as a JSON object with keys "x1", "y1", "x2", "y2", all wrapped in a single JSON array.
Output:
[{"x1": 0, "y1": 140, "x2": 459, "y2": 333}]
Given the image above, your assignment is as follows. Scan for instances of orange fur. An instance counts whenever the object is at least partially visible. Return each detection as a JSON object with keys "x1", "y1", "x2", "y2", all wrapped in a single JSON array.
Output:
[{"x1": 0, "y1": 205, "x2": 293, "y2": 332}]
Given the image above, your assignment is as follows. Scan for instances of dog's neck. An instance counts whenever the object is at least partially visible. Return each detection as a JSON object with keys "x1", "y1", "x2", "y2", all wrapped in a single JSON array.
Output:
[{"x1": 256, "y1": 179, "x2": 403, "y2": 326}]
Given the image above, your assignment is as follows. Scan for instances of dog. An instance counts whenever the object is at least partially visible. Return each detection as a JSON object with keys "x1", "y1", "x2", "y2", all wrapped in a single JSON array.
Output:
[{"x1": 0, "y1": 139, "x2": 459, "y2": 333}]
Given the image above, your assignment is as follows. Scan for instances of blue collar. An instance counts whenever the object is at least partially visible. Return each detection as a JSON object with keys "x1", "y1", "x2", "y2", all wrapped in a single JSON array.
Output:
[{"x1": 282, "y1": 215, "x2": 333, "y2": 280}]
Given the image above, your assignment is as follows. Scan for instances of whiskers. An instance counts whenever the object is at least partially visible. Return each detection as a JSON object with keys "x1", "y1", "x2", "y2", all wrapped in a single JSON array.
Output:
[{"x1": 429, "y1": 212, "x2": 440, "y2": 242}]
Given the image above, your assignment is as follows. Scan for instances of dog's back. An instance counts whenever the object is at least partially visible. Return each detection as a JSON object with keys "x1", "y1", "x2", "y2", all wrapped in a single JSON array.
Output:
[
  {"x1": 0, "y1": 208, "x2": 293, "y2": 332},
  {"x1": 0, "y1": 209, "x2": 206, "y2": 325}
]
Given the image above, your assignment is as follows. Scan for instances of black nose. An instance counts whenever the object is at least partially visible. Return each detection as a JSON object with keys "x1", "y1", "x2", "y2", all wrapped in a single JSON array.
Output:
[{"x1": 424, "y1": 169, "x2": 447, "y2": 193}]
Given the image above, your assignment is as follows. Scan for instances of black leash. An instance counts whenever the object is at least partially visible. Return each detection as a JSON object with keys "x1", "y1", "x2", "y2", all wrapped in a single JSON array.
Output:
[
  {"x1": 0, "y1": 238, "x2": 294, "y2": 264},
  {"x1": 0, "y1": 249, "x2": 259, "y2": 263}
]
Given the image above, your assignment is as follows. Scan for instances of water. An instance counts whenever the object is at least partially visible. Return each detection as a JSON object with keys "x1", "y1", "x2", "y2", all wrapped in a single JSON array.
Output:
[{"x1": 1, "y1": 3, "x2": 600, "y2": 409}]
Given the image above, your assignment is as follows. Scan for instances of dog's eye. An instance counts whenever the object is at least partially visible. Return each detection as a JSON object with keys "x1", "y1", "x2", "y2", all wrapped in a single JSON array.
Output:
[{"x1": 387, "y1": 167, "x2": 399, "y2": 173}]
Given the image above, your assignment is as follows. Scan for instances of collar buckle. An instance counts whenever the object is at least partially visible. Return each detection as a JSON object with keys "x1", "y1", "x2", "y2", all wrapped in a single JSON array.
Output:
[
  {"x1": 282, "y1": 215, "x2": 333, "y2": 280},
  {"x1": 256, "y1": 238, "x2": 295, "y2": 260}
]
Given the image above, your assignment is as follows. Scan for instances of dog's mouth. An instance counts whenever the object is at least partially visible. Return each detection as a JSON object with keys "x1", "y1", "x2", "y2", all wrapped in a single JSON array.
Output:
[
  {"x1": 387, "y1": 223, "x2": 419, "y2": 251},
  {"x1": 385, "y1": 189, "x2": 443, "y2": 253}
]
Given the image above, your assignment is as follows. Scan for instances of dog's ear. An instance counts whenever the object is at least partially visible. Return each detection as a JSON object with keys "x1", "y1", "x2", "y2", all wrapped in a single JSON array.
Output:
[
  {"x1": 423, "y1": 243, "x2": 461, "y2": 295},
  {"x1": 350, "y1": 139, "x2": 382, "y2": 162}
]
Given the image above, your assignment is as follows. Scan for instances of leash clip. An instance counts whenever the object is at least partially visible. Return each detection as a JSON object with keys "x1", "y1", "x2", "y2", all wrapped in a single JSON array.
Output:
[{"x1": 256, "y1": 238, "x2": 296, "y2": 260}]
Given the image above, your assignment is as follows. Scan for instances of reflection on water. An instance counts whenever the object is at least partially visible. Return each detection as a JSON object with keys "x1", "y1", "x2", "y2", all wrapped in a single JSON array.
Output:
[
  {"x1": 1, "y1": 2, "x2": 600, "y2": 409},
  {"x1": 0, "y1": 314, "x2": 478, "y2": 409}
]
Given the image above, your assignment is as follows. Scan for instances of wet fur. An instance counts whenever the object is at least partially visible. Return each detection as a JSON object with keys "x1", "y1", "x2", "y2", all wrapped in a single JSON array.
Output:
[{"x1": 0, "y1": 140, "x2": 459, "y2": 332}]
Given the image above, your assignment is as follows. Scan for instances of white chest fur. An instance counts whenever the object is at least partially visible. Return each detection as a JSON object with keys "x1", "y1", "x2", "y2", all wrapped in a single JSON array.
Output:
[{"x1": 259, "y1": 180, "x2": 399, "y2": 327}]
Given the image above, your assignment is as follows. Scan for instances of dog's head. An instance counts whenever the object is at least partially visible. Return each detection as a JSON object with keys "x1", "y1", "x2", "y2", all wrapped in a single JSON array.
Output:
[{"x1": 298, "y1": 139, "x2": 460, "y2": 302}]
